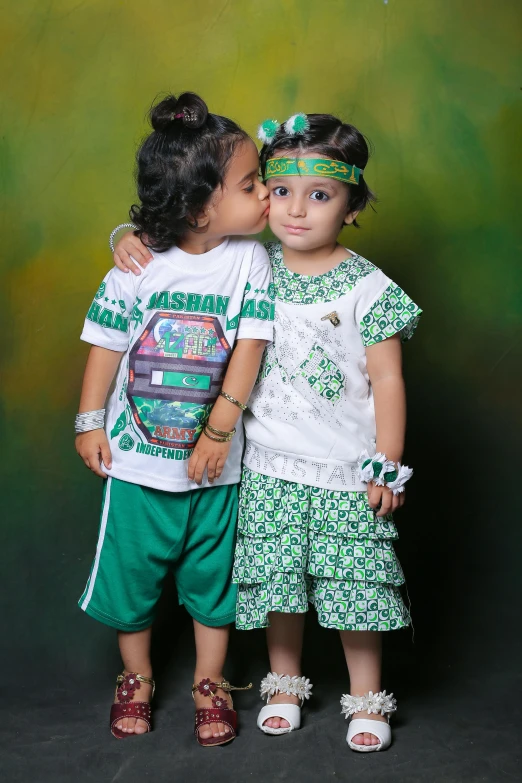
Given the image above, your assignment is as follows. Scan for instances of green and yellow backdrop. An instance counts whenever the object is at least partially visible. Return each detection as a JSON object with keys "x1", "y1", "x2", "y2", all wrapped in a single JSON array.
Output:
[{"x1": 2, "y1": 0, "x2": 521, "y2": 691}]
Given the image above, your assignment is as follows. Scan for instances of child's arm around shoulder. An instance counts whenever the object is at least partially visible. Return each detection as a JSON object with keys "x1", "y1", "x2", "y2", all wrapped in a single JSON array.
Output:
[{"x1": 113, "y1": 229, "x2": 153, "y2": 276}]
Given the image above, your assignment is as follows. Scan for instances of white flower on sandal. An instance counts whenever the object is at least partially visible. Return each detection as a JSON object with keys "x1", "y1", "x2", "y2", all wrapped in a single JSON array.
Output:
[
  {"x1": 340, "y1": 690, "x2": 397, "y2": 718},
  {"x1": 260, "y1": 672, "x2": 313, "y2": 702}
]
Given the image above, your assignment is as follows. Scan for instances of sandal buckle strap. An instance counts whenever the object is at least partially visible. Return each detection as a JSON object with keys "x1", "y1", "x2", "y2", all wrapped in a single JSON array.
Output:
[
  {"x1": 116, "y1": 671, "x2": 156, "y2": 702},
  {"x1": 192, "y1": 678, "x2": 252, "y2": 696}
]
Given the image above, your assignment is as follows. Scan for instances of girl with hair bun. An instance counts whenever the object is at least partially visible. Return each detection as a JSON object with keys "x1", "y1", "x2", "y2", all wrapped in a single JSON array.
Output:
[
  {"x1": 76, "y1": 92, "x2": 273, "y2": 746},
  {"x1": 113, "y1": 108, "x2": 422, "y2": 753}
]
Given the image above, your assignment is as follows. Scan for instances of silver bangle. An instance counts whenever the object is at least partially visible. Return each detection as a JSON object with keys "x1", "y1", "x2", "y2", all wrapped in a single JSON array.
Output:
[
  {"x1": 75, "y1": 409, "x2": 106, "y2": 433},
  {"x1": 109, "y1": 223, "x2": 137, "y2": 253}
]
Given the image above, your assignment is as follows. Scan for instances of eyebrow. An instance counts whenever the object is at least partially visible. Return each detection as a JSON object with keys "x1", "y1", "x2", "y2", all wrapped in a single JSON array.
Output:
[
  {"x1": 237, "y1": 168, "x2": 259, "y2": 185},
  {"x1": 269, "y1": 176, "x2": 338, "y2": 191}
]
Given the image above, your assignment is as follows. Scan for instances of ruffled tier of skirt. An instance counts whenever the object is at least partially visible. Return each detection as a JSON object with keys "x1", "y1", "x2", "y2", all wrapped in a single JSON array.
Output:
[{"x1": 233, "y1": 468, "x2": 410, "y2": 632}]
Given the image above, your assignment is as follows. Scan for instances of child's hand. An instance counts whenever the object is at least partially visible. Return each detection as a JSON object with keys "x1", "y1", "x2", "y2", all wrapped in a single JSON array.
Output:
[
  {"x1": 188, "y1": 434, "x2": 231, "y2": 485},
  {"x1": 114, "y1": 232, "x2": 153, "y2": 276},
  {"x1": 367, "y1": 482, "x2": 405, "y2": 517},
  {"x1": 75, "y1": 430, "x2": 112, "y2": 478}
]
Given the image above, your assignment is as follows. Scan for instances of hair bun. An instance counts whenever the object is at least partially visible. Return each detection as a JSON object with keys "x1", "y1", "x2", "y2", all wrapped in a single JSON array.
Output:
[
  {"x1": 150, "y1": 95, "x2": 179, "y2": 131},
  {"x1": 150, "y1": 92, "x2": 208, "y2": 132},
  {"x1": 175, "y1": 92, "x2": 208, "y2": 129}
]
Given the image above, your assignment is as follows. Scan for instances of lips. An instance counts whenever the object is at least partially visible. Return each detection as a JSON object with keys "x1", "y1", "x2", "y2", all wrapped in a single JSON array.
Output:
[{"x1": 283, "y1": 225, "x2": 309, "y2": 234}]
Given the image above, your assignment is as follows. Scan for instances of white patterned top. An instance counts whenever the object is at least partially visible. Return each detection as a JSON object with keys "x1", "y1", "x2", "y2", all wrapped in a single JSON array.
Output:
[{"x1": 243, "y1": 242, "x2": 422, "y2": 491}]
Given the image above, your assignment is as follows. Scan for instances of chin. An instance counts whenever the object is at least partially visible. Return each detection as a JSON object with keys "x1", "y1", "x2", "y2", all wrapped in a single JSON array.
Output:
[{"x1": 277, "y1": 234, "x2": 315, "y2": 250}]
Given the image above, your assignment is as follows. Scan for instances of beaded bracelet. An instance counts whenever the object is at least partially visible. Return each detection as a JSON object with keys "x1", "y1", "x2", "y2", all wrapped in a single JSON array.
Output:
[
  {"x1": 206, "y1": 423, "x2": 236, "y2": 438},
  {"x1": 75, "y1": 409, "x2": 105, "y2": 433},
  {"x1": 219, "y1": 391, "x2": 247, "y2": 411},
  {"x1": 109, "y1": 223, "x2": 138, "y2": 253}
]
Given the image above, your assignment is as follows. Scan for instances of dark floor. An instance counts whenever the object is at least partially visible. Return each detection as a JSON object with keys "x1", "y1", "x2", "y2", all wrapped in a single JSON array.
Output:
[{"x1": 3, "y1": 616, "x2": 520, "y2": 783}]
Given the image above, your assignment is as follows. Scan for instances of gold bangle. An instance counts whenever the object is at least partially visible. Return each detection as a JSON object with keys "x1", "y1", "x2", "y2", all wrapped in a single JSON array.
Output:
[
  {"x1": 219, "y1": 391, "x2": 247, "y2": 411},
  {"x1": 206, "y1": 423, "x2": 236, "y2": 438},
  {"x1": 203, "y1": 427, "x2": 233, "y2": 443}
]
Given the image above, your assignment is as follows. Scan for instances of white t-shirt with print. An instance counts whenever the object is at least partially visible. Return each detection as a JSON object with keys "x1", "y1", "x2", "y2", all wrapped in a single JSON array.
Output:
[
  {"x1": 243, "y1": 241, "x2": 421, "y2": 492},
  {"x1": 81, "y1": 238, "x2": 274, "y2": 492}
]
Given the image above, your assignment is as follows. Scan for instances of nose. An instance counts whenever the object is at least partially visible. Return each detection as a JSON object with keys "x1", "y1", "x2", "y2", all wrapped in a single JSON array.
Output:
[
  {"x1": 258, "y1": 180, "x2": 269, "y2": 200},
  {"x1": 287, "y1": 195, "x2": 306, "y2": 218}
]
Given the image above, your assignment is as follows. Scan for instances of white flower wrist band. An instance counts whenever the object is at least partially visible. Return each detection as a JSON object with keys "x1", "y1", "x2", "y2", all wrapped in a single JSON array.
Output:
[{"x1": 358, "y1": 451, "x2": 413, "y2": 495}]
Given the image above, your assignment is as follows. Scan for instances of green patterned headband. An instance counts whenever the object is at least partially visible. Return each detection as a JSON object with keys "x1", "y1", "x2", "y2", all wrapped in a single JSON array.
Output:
[{"x1": 265, "y1": 157, "x2": 363, "y2": 185}]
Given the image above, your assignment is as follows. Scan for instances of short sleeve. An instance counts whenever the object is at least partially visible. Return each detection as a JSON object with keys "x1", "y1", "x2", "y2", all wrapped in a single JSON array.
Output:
[
  {"x1": 80, "y1": 268, "x2": 137, "y2": 351},
  {"x1": 360, "y1": 281, "x2": 422, "y2": 347},
  {"x1": 236, "y1": 243, "x2": 275, "y2": 342}
]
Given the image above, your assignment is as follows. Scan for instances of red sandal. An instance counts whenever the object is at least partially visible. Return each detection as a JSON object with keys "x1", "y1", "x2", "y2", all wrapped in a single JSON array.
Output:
[
  {"x1": 192, "y1": 678, "x2": 252, "y2": 747},
  {"x1": 110, "y1": 671, "x2": 155, "y2": 739}
]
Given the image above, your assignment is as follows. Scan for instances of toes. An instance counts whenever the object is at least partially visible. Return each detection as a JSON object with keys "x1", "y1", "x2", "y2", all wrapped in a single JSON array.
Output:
[
  {"x1": 199, "y1": 725, "x2": 212, "y2": 739},
  {"x1": 134, "y1": 719, "x2": 148, "y2": 735},
  {"x1": 279, "y1": 718, "x2": 290, "y2": 728},
  {"x1": 263, "y1": 718, "x2": 274, "y2": 728}
]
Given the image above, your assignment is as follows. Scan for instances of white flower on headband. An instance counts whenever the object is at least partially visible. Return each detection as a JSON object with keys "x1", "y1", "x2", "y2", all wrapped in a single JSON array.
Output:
[
  {"x1": 257, "y1": 119, "x2": 280, "y2": 144},
  {"x1": 284, "y1": 113, "x2": 309, "y2": 136}
]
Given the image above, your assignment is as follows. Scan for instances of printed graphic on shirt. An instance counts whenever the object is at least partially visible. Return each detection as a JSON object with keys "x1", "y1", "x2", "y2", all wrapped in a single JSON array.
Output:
[
  {"x1": 86, "y1": 300, "x2": 129, "y2": 333},
  {"x1": 226, "y1": 282, "x2": 275, "y2": 331},
  {"x1": 127, "y1": 312, "x2": 231, "y2": 450},
  {"x1": 145, "y1": 290, "x2": 231, "y2": 316},
  {"x1": 292, "y1": 344, "x2": 345, "y2": 404}
]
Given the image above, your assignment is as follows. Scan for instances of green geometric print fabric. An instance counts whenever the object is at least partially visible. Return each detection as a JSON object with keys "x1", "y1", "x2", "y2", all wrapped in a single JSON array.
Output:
[
  {"x1": 233, "y1": 468, "x2": 410, "y2": 632},
  {"x1": 294, "y1": 344, "x2": 345, "y2": 403},
  {"x1": 360, "y1": 283, "x2": 422, "y2": 347},
  {"x1": 266, "y1": 241, "x2": 376, "y2": 305}
]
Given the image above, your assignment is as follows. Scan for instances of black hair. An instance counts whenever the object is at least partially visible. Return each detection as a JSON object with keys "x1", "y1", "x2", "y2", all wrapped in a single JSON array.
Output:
[
  {"x1": 259, "y1": 114, "x2": 376, "y2": 228},
  {"x1": 130, "y1": 92, "x2": 249, "y2": 251}
]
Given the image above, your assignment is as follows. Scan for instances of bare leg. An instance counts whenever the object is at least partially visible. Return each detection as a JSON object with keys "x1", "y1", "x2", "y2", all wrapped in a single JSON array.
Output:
[
  {"x1": 114, "y1": 628, "x2": 153, "y2": 735},
  {"x1": 263, "y1": 612, "x2": 306, "y2": 730},
  {"x1": 193, "y1": 620, "x2": 232, "y2": 740},
  {"x1": 340, "y1": 630, "x2": 385, "y2": 747}
]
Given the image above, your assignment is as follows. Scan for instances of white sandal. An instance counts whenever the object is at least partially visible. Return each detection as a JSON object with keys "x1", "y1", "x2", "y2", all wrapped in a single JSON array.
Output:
[
  {"x1": 257, "y1": 673, "x2": 313, "y2": 735},
  {"x1": 341, "y1": 690, "x2": 397, "y2": 752}
]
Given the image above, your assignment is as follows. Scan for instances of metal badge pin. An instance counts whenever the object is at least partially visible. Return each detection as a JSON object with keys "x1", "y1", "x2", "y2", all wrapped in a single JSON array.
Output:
[{"x1": 321, "y1": 311, "x2": 341, "y2": 327}]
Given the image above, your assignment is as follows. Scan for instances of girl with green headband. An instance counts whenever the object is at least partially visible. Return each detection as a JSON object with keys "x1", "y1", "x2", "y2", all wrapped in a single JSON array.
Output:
[{"x1": 112, "y1": 110, "x2": 422, "y2": 753}]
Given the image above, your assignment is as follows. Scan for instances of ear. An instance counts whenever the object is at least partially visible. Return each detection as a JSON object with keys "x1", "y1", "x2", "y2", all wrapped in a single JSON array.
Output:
[
  {"x1": 198, "y1": 185, "x2": 223, "y2": 226},
  {"x1": 343, "y1": 210, "x2": 360, "y2": 226},
  {"x1": 187, "y1": 208, "x2": 211, "y2": 230}
]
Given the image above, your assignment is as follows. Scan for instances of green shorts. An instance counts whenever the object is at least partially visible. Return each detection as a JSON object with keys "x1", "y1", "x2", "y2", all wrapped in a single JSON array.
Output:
[{"x1": 79, "y1": 477, "x2": 238, "y2": 631}]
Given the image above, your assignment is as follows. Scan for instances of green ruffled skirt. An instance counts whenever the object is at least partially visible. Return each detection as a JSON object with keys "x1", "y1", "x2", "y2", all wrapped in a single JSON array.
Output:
[{"x1": 233, "y1": 467, "x2": 410, "y2": 632}]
